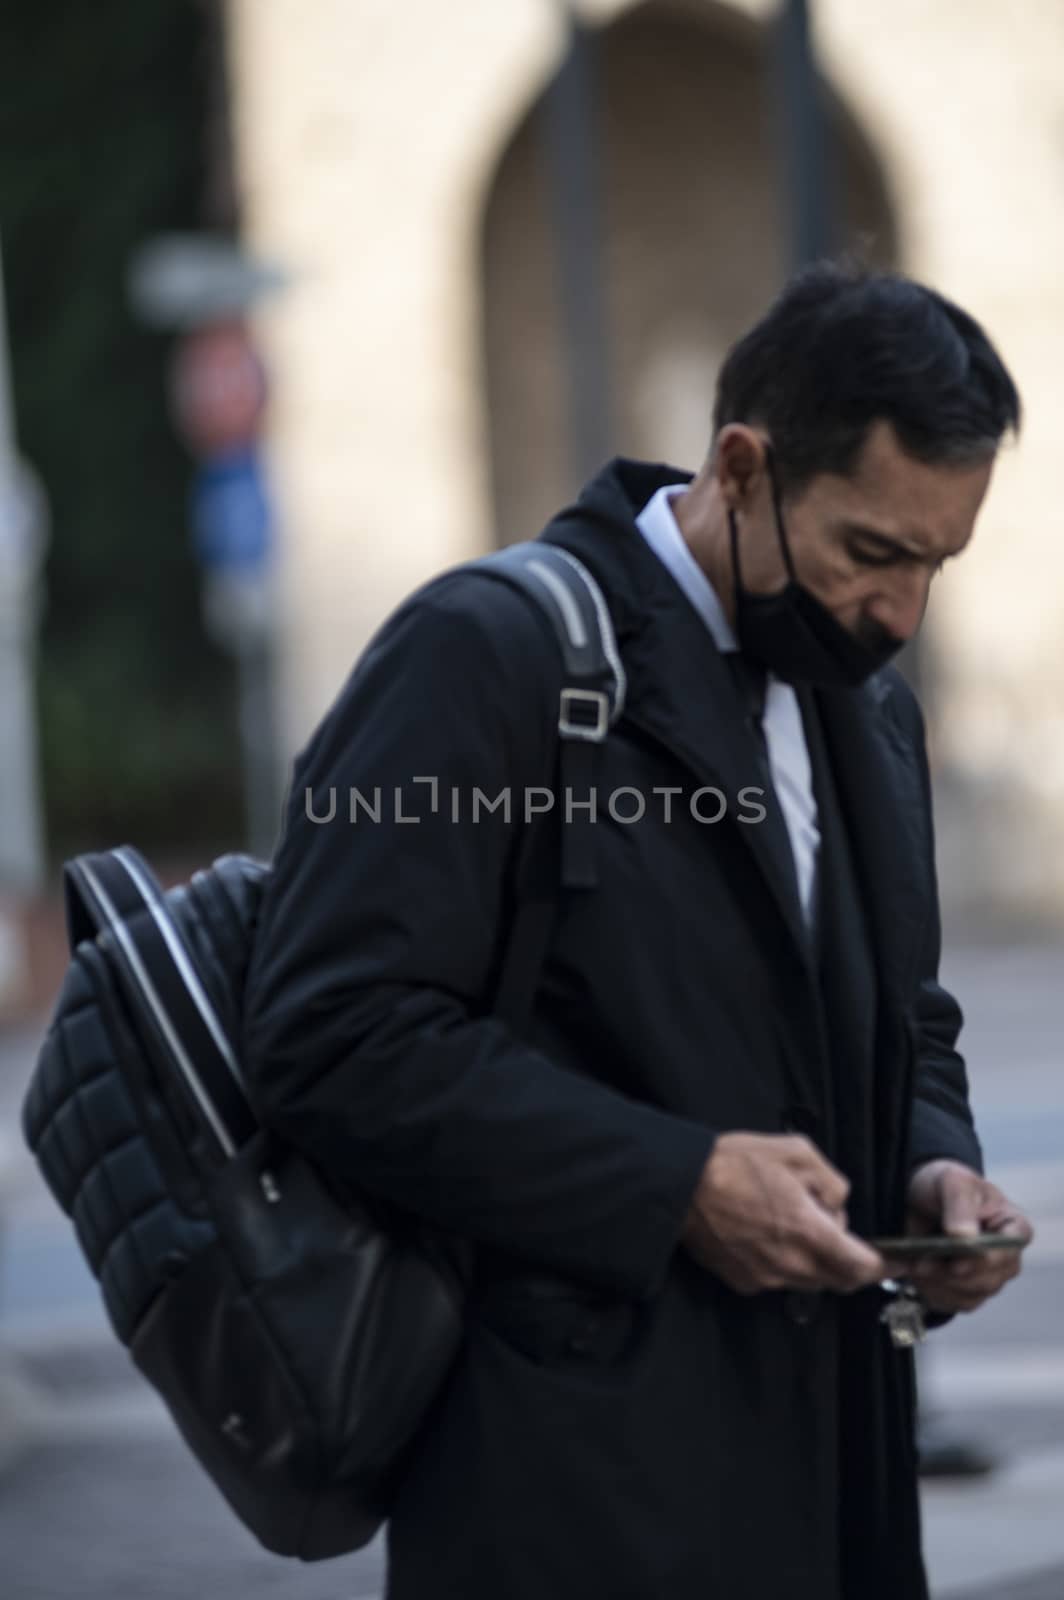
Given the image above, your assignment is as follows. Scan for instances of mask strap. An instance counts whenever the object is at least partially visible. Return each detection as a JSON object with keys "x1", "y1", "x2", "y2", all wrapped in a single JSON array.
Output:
[
  {"x1": 762, "y1": 441, "x2": 798, "y2": 583},
  {"x1": 727, "y1": 506, "x2": 744, "y2": 590}
]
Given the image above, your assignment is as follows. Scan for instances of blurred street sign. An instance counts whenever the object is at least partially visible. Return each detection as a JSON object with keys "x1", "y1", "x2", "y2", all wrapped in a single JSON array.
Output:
[
  {"x1": 192, "y1": 449, "x2": 276, "y2": 662},
  {"x1": 171, "y1": 322, "x2": 267, "y2": 457},
  {"x1": 128, "y1": 232, "x2": 286, "y2": 862},
  {"x1": 191, "y1": 448, "x2": 272, "y2": 573},
  {"x1": 202, "y1": 568, "x2": 276, "y2": 653},
  {"x1": 128, "y1": 235, "x2": 288, "y2": 330},
  {"x1": 191, "y1": 446, "x2": 279, "y2": 856}
]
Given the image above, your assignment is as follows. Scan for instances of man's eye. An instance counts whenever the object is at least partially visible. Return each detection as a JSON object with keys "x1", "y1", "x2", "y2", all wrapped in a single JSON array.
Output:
[{"x1": 848, "y1": 545, "x2": 896, "y2": 568}]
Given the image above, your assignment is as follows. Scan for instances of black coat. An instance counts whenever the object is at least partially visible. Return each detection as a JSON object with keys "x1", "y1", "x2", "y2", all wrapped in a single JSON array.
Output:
[{"x1": 243, "y1": 459, "x2": 983, "y2": 1600}]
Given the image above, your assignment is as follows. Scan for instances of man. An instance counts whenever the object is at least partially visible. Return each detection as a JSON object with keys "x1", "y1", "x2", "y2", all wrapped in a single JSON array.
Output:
[{"x1": 243, "y1": 263, "x2": 1033, "y2": 1600}]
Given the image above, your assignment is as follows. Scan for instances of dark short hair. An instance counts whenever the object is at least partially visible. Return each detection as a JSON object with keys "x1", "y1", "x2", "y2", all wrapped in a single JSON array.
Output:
[{"x1": 712, "y1": 261, "x2": 1021, "y2": 493}]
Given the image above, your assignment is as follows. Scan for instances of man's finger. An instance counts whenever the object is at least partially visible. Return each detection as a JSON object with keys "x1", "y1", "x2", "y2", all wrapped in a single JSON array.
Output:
[
  {"x1": 994, "y1": 1212, "x2": 1036, "y2": 1244},
  {"x1": 925, "y1": 1286, "x2": 989, "y2": 1314},
  {"x1": 800, "y1": 1204, "x2": 884, "y2": 1290},
  {"x1": 914, "y1": 1252, "x2": 1023, "y2": 1307},
  {"x1": 910, "y1": 1260, "x2": 988, "y2": 1291},
  {"x1": 943, "y1": 1257, "x2": 984, "y2": 1281}
]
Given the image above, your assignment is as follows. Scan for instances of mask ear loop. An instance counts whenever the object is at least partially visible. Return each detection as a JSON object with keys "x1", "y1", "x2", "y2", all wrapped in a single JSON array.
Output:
[
  {"x1": 727, "y1": 506, "x2": 744, "y2": 589},
  {"x1": 761, "y1": 441, "x2": 799, "y2": 583}
]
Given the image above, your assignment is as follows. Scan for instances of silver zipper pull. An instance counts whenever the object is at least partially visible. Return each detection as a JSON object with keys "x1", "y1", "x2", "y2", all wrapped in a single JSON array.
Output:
[{"x1": 259, "y1": 1170, "x2": 281, "y2": 1204}]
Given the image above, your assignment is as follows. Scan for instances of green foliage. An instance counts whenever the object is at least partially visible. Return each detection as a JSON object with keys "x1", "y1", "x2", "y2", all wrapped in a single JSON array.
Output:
[{"x1": 0, "y1": 0, "x2": 243, "y2": 862}]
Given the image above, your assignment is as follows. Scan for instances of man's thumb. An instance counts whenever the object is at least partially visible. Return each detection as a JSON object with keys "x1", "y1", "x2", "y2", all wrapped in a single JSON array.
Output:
[{"x1": 941, "y1": 1169, "x2": 982, "y2": 1238}]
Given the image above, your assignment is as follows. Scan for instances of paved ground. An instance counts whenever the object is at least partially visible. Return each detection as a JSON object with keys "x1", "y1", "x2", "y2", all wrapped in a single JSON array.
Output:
[{"x1": 0, "y1": 940, "x2": 1061, "y2": 1599}]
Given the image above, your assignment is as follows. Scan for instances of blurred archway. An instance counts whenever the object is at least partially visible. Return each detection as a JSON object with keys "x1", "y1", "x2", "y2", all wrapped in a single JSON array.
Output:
[{"x1": 480, "y1": 0, "x2": 898, "y2": 549}]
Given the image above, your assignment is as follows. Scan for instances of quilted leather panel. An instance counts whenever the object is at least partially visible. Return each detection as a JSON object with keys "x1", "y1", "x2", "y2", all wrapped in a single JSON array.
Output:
[{"x1": 23, "y1": 947, "x2": 214, "y2": 1344}]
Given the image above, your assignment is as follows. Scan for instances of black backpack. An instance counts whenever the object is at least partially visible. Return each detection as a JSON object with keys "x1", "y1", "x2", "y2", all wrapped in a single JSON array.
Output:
[{"x1": 20, "y1": 542, "x2": 625, "y2": 1561}]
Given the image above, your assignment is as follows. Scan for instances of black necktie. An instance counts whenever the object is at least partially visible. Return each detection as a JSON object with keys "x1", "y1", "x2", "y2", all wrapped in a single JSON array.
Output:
[
  {"x1": 725, "y1": 652, "x2": 770, "y2": 770},
  {"x1": 724, "y1": 652, "x2": 804, "y2": 924}
]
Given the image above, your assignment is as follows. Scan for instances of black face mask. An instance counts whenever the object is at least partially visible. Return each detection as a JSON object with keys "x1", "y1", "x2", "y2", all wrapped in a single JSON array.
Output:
[{"x1": 729, "y1": 448, "x2": 905, "y2": 688}]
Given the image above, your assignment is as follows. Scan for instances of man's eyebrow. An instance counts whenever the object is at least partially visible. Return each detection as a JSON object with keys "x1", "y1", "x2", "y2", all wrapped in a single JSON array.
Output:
[{"x1": 838, "y1": 521, "x2": 936, "y2": 560}]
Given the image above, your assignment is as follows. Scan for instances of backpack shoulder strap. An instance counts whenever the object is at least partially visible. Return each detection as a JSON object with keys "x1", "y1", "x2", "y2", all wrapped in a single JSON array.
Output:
[
  {"x1": 471, "y1": 541, "x2": 624, "y2": 893},
  {"x1": 474, "y1": 541, "x2": 626, "y2": 747},
  {"x1": 467, "y1": 542, "x2": 625, "y2": 1034}
]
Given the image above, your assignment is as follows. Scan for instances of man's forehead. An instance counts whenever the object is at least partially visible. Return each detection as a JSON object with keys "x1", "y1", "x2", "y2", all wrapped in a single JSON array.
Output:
[{"x1": 812, "y1": 422, "x2": 994, "y2": 555}]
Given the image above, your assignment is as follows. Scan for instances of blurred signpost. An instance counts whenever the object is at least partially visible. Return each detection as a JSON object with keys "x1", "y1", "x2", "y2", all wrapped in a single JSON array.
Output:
[
  {"x1": 775, "y1": 0, "x2": 834, "y2": 266},
  {"x1": 128, "y1": 235, "x2": 287, "y2": 859},
  {"x1": 0, "y1": 233, "x2": 48, "y2": 1012},
  {"x1": 545, "y1": 1, "x2": 613, "y2": 488}
]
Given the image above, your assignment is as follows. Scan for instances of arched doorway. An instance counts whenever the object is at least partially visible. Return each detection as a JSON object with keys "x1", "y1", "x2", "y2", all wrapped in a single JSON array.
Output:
[{"x1": 480, "y1": 0, "x2": 898, "y2": 546}]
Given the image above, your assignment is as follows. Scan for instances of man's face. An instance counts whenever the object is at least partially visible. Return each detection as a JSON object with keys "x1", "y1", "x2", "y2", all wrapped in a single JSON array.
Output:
[{"x1": 736, "y1": 420, "x2": 995, "y2": 651}]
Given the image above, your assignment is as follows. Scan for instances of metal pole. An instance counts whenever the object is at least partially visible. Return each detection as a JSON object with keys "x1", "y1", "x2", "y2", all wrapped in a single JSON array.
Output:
[
  {"x1": 237, "y1": 636, "x2": 281, "y2": 860},
  {"x1": 544, "y1": 2, "x2": 614, "y2": 485},
  {"x1": 0, "y1": 241, "x2": 16, "y2": 482},
  {"x1": 0, "y1": 233, "x2": 47, "y2": 896},
  {"x1": 775, "y1": 0, "x2": 834, "y2": 268}
]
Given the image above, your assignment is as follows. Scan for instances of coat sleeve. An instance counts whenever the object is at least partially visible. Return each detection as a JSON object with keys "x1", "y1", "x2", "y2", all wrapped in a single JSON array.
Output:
[
  {"x1": 890, "y1": 682, "x2": 983, "y2": 1177},
  {"x1": 241, "y1": 572, "x2": 715, "y2": 1300}
]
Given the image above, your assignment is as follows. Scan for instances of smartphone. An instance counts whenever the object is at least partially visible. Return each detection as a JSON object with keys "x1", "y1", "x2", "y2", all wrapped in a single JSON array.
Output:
[{"x1": 867, "y1": 1232, "x2": 1028, "y2": 1260}]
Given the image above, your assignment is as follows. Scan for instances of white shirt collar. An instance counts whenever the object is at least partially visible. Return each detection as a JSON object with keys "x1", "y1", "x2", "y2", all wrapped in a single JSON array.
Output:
[{"x1": 634, "y1": 482, "x2": 738, "y2": 653}]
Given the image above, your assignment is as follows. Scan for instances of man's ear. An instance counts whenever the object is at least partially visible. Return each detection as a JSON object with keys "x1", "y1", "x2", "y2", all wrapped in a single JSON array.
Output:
[{"x1": 713, "y1": 425, "x2": 769, "y2": 513}]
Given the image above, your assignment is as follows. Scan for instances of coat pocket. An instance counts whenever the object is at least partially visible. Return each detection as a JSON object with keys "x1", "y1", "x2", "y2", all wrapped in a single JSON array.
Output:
[{"x1": 473, "y1": 1270, "x2": 640, "y2": 1373}]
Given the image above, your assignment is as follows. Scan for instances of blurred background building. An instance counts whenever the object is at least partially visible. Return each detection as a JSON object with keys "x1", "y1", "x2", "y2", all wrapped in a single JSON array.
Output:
[
  {"x1": 2, "y1": 0, "x2": 1064, "y2": 1023},
  {"x1": 225, "y1": 0, "x2": 1064, "y2": 928}
]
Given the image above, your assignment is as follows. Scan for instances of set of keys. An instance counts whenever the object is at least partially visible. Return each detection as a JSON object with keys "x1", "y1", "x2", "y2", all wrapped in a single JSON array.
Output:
[{"x1": 878, "y1": 1280, "x2": 927, "y2": 1349}]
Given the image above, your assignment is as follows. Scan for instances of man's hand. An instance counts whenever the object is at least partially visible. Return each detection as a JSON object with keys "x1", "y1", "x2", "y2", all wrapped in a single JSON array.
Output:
[
  {"x1": 682, "y1": 1131, "x2": 886, "y2": 1295},
  {"x1": 890, "y1": 1159, "x2": 1034, "y2": 1315}
]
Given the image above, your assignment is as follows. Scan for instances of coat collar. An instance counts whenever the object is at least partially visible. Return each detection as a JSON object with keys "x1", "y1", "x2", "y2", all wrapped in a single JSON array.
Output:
[{"x1": 540, "y1": 459, "x2": 929, "y2": 990}]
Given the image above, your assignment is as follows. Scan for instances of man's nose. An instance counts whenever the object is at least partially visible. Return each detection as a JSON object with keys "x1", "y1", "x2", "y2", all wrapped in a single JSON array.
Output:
[{"x1": 865, "y1": 571, "x2": 931, "y2": 642}]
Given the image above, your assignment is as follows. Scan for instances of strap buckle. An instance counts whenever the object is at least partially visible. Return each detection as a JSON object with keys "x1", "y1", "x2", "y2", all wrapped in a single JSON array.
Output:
[{"x1": 558, "y1": 687, "x2": 610, "y2": 743}]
